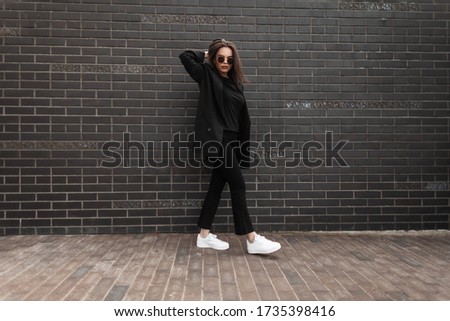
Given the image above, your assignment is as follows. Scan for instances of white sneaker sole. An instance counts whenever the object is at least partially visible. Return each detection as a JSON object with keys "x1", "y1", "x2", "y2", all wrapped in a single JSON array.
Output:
[
  {"x1": 247, "y1": 243, "x2": 281, "y2": 254},
  {"x1": 196, "y1": 243, "x2": 229, "y2": 251}
]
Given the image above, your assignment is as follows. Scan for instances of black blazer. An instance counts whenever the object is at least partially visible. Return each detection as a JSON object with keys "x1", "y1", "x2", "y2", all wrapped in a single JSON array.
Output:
[{"x1": 179, "y1": 50, "x2": 252, "y2": 168}]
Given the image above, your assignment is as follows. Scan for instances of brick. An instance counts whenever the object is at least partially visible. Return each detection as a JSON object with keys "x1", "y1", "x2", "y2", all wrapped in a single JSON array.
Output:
[{"x1": 0, "y1": 1, "x2": 449, "y2": 234}]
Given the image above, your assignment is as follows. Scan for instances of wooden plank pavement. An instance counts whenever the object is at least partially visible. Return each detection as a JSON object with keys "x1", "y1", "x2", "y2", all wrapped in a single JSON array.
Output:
[{"x1": 0, "y1": 231, "x2": 449, "y2": 301}]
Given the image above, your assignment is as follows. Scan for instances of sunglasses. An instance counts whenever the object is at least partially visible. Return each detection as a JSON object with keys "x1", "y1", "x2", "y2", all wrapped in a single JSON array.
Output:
[{"x1": 216, "y1": 56, "x2": 234, "y2": 65}]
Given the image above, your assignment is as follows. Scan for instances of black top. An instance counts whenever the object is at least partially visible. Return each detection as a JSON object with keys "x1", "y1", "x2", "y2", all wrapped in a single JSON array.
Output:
[{"x1": 222, "y1": 77, "x2": 245, "y2": 133}]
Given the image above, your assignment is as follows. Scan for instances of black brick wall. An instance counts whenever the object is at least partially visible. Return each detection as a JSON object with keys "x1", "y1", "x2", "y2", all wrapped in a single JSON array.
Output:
[{"x1": 1, "y1": 0, "x2": 449, "y2": 235}]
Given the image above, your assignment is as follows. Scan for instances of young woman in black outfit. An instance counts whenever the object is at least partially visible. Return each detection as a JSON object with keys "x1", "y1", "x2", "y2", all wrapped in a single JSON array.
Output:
[{"x1": 179, "y1": 39, "x2": 281, "y2": 254}]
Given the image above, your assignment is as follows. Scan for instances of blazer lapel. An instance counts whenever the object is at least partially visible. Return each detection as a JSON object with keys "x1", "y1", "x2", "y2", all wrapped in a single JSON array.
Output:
[{"x1": 210, "y1": 67, "x2": 226, "y2": 123}]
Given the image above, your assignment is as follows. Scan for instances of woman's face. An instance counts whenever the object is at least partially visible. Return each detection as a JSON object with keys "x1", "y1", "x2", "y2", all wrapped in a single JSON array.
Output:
[{"x1": 214, "y1": 46, "x2": 233, "y2": 77}]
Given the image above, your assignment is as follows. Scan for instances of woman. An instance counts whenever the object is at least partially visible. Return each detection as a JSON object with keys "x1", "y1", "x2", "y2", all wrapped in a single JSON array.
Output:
[{"x1": 179, "y1": 39, "x2": 281, "y2": 254}]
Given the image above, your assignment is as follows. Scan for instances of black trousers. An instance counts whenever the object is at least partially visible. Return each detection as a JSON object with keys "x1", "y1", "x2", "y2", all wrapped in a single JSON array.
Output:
[{"x1": 197, "y1": 130, "x2": 255, "y2": 235}]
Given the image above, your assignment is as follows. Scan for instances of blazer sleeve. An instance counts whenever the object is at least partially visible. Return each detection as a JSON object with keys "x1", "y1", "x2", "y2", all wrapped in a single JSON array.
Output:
[{"x1": 179, "y1": 50, "x2": 206, "y2": 84}]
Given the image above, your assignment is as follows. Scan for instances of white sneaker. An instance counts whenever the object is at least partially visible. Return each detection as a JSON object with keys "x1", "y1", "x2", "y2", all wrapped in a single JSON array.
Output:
[
  {"x1": 196, "y1": 233, "x2": 229, "y2": 250},
  {"x1": 247, "y1": 234, "x2": 281, "y2": 254}
]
